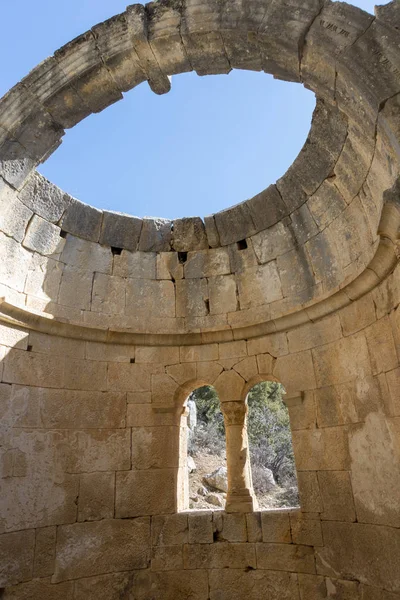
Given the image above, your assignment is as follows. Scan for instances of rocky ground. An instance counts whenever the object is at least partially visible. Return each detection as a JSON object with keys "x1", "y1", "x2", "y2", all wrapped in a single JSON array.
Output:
[{"x1": 188, "y1": 451, "x2": 299, "y2": 511}]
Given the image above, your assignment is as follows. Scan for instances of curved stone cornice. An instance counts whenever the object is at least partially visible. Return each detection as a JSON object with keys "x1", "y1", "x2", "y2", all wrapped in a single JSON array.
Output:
[{"x1": 0, "y1": 197, "x2": 398, "y2": 346}]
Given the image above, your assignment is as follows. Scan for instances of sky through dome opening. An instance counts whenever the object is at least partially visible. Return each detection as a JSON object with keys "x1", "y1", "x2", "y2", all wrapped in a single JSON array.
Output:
[
  {"x1": 0, "y1": 0, "x2": 382, "y2": 220},
  {"x1": 38, "y1": 72, "x2": 316, "y2": 219}
]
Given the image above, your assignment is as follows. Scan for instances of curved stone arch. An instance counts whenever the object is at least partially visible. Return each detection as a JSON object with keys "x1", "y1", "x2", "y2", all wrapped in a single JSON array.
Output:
[
  {"x1": 241, "y1": 373, "x2": 283, "y2": 403},
  {"x1": 173, "y1": 377, "x2": 218, "y2": 411}
]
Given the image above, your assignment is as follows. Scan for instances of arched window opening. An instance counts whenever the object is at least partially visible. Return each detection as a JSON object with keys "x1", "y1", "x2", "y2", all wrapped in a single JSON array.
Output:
[
  {"x1": 186, "y1": 385, "x2": 226, "y2": 511},
  {"x1": 247, "y1": 381, "x2": 299, "y2": 510}
]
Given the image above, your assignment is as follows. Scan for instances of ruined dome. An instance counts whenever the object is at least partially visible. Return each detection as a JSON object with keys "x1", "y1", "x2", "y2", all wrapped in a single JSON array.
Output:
[{"x1": 1, "y1": 1, "x2": 400, "y2": 598}]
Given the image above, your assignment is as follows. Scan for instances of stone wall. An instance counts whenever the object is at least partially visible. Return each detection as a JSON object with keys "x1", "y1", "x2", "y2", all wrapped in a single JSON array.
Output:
[
  {"x1": 1, "y1": 262, "x2": 400, "y2": 597},
  {"x1": 0, "y1": 0, "x2": 399, "y2": 598}
]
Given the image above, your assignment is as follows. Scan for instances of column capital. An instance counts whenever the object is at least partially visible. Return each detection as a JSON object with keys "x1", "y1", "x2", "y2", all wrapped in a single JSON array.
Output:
[{"x1": 221, "y1": 400, "x2": 247, "y2": 426}]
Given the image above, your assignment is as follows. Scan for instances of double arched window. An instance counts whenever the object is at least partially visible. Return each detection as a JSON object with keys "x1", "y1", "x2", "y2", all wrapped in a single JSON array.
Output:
[{"x1": 178, "y1": 379, "x2": 299, "y2": 513}]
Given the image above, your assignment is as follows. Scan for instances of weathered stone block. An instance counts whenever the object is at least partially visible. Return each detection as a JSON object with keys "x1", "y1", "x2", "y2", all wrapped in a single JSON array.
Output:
[
  {"x1": 316, "y1": 522, "x2": 400, "y2": 593},
  {"x1": 214, "y1": 369, "x2": 245, "y2": 402},
  {"x1": 151, "y1": 373, "x2": 179, "y2": 405},
  {"x1": 339, "y1": 295, "x2": 377, "y2": 336},
  {"x1": 147, "y1": 1, "x2": 191, "y2": 76},
  {"x1": 251, "y1": 220, "x2": 293, "y2": 265},
  {"x1": 297, "y1": 471, "x2": 322, "y2": 513},
  {"x1": 3, "y1": 348, "x2": 65, "y2": 388},
  {"x1": 365, "y1": 317, "x2": 398, "y2": 376},
  {"x1": 208, "y1": 275, "x2": 238, "y2": 314},
  {"x1": 315, "y1": 377, "x2": 382, "y2": 428},
  {"x1": 33, "y1": 526, "x2": 56, "y2": 578},
  {"x1": 24, "y1": 253, "x2": 63, "y2": 301},
  {"x1": 172, "y1": 217, "x2": 208, "y2": 251},
  {"x1": 185, "y1": 248, "x2": 230, "y2": 279},
  {"x1": 2, "y1": 579, "x2": 75, "y2": 599},
  {"x1": 273, "y1": 351, "x2": 317, "y2": 394},
  {"x1": 209, "y1": 568, "x2": 300, "y2": 600},
  {"x1": 0, "y1": 140, "x2": 36, "y2": 191},
  {"x1": 213, "y1": 513, "x2": 247, "y2": 543},
  {"x1": 0, "y1": 232, "x2": 32, "y2": 292},
  {"x1": 125, "y1": 4, "x2": 171, "y2": 95},
  {"x1": 53, "y1": 518, "x2": 150, "y2": 582},
  {"x1": 188, "y1": 512, "x2": 213, "y2": 544},
  {"x1": 318, "y1": 471, "x2": 356, "y2": 522},
  {"x1": 214, "y1": 202, "x2": 256, "y2": 246},
  {"x1": 184, "y1": 542, "x2": 256, "y2": 569},
  {"x1": 256, "y1": 542, "x2": 316, "y2": 574},
  {"x1": 136, "y1": 346, "x2": 179, "y2": 365},
  {"x1": 57, "y1": 265, "x2": 93, "y2": 310},
  {"x1": 176, "y1": 278, "x2": 209, "y2": 318},
  {"x1": 22, "y1": 214, "x2": 63, "y2": 255},
  {"x1": 246, "y1": 185, "x2": 288, "y2": 232},
  {"x1": 99, "y1": 210, "x2": 142, "y2": 250},
  {"x1": 78, "y1": 472, "x2": 115, "y2": 522},
  {"x1": 288, "y1": 315, "x2": 342, "y2": 354},
  {"x1": 132, "y1": 426, "x2": 180, "y2": 469},
  {"x1": 301, "y1": 1, "x2": 373, "y2": 101},
  {"x1": 9, "y1": 386, "x2": 126, "y2": 429},
  {"x1": 237, "y1": 263, "x2": 283, "y2": 309},
  {"x1": 246, "y1": 512, "x2": 263, "y2": 543},
  {"x1": 73, "y1": 571, "x2": 140, "y2": 600},
  {"x1": 298, "y1": 574, "x2": 360, "y2": 600},
  {"x1": 0, "y1": 529, "x2": 35, "y2": 586},
  {"x1": 204, "y1": 214, "x2": 220, "y2": 248},
  {"x1": 66, "y1": 429, "x2": 131, "y2": 473},
  {"x1": 115, "y1": 470, "x2": 176, "y2": 517},
  {"x1": 0, "y1": 177, "x2": 33, "y2": 242},
  {"x1": 386, "y1": 368, "x2": 400, "y2": 417},
  {"x1": 138, "y1": 218, "x2": 172, "y2": 252},
  {"x1": 108, "y1": 362, "x2": 161, "y2": 392},
  {"x1": 126, "y1": 279, "x2": 175, "y2": 318},
  {"x1": 306, "y1": 230, "x2": 342, "y2": 291},
  {"x1": 91, "y1": 273, "x2": 126, "y2": 315},
  {"x1": 1, "y1": 430, "x2": 79, "y2": 532},
  {"x1": 292, "y1": 427, "x2": 350, "y2": 471},
  {"x1": 312, "y1": 334, "x2": 372, "y2": 387},
  {"x1": 290, "y1": 513, "x2": 323, "y2": 546},
  {"x1": 307, "y1": 181, "x2": 347, "y2": 230},
  {"x1": 349, "y1": 414, "x2": 400, "y2": 528},
  {"x1": 156, "y1": 252, "x2": 183, "y2": 280},
  {"x1": 18, "y1": 171, "x2": 71, "y2": 223},
  {"x1": 261, "y1": 511, "x2": 292, "y2": 543},
  {"x1": 277, "y1": 247, "x2": 315, "y2": 298},
  {"x1": 60, "y1": 198, "x2": 103, "y2": 242},
  {"x1": 114, "y1": 249, "x2": 157, "y2": 279},
  {"x1": 64, "y1": 358, "x2": 107, "y2": 391},
  {"x1": 152, "y1": 514, "x2": 188, "y2": 547},
  {"x1": 127, "y1": 404, "x2": 180, "y2": 428},
  {"x1": 61, "y1": 234, "x2": 112, "y2": 273},
  {"x1": 152, "y1": 545, "x2": 184, "y2": 571},
  {"x1": 182, "y1": 30, "x2": 231, "y2": 76},
  {"x1": 150, "y1": 569, "x2": 209, "y2": 600}
]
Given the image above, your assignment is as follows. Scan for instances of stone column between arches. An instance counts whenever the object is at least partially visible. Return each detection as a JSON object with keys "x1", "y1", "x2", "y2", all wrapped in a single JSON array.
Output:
[{"x1": 221, "y1": 400, "x2": 258, "y2": 513}]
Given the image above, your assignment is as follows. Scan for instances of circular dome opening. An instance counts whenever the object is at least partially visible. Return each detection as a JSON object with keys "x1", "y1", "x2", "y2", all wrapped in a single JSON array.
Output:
[{"x1": 37, "y1": 71, "x2": 315, "y2": 219}]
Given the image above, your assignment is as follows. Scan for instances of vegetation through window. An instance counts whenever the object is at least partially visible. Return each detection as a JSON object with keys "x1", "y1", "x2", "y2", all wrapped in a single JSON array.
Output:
[
  {"x1": 247, "y1": 381, "x2": 299, "y2": 509},
  {"x1": 187, "y1": 386, "x2": 227, "y2": 510}
]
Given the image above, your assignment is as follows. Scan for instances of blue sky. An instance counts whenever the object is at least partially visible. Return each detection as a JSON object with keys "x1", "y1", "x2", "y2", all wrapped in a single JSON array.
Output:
[{"x1": 0, "y1": 0, "x2": 380, "y2": 219}]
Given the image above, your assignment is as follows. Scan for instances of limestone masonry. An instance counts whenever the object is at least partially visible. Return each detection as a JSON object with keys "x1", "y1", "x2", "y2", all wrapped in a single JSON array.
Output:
[{"x1": 0, "y1": 0, "x2": 400, "y2": 598}]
